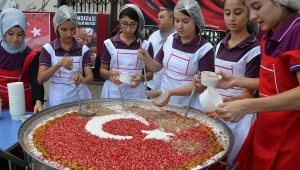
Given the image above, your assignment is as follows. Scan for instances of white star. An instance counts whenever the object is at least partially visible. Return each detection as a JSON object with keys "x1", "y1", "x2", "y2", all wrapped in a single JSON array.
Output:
[
  {"x1": 142, "y1": 128, "x2": 174, "y2": 141},
  {"x1": 31, "y1": 27, "x2": 41, "y2": 37}
]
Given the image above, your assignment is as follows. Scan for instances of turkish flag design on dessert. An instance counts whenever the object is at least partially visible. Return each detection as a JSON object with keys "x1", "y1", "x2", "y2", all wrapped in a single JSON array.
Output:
[{"x1": 26, "y1": 106, "x2": 225, "y2": 169}]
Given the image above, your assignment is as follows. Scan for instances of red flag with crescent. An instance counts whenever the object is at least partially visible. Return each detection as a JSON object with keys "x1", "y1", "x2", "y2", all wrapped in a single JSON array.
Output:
[{"x1": 24, "y1": 13, "x2": 51, "y2": 52}]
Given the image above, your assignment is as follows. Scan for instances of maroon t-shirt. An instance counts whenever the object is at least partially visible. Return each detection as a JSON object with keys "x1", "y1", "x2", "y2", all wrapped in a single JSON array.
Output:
[
  {"x1": 216, "y1": 33, "x2": 261, "y2": 78},
  {"x1": 39, "y1": 38, "x2": 92, "y2": 67},
  {"x1": 101, "y1": 32, "x2": 154, "y2": 64},
  {"x1": 155, "y1": 33, "x2": 215, "y2": 72}
]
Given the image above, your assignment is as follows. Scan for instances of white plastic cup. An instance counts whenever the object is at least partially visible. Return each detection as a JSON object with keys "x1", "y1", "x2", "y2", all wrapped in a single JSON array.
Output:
[
  {"x1": 199, "y1": 87, "x2": 223, "y2": 112},
  {"x1": 7, "y1": 82, "x2": 25, "y2": 120},
  {"x1": 201, "y1": 71, "x2": 222, "y2": 87},
  {"x1": 11, "y1": 114, "x2": 23, "y2": 121},
  {"x1": 152, "y1": 90, "x2": 166, "y2": 104},
  {"x1": 20, "y1": 115, "x2": 31, "y2": 123},
  {"x1": 119, "y1": 74, "x2": 131, "y2": 84}
]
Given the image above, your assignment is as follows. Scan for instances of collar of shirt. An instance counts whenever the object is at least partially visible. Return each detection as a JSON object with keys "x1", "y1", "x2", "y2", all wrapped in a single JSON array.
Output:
[
  {"x1": 264, "y1": 13, "x2": 300, "y2": 42},
  {"x1": 112, "y1": 31, "x2": 140, "y2": 47},
  {"x1": 53, "y1": 38, "x2": 82, "y2": 51},
  {"x1": 158, "y1": 28, "x2": 176, "y2": 44},
  {"x1": 221, "y1": 32, "x2": 258, "y2": 49},
  {"x1": 173, "y1": 33, "x2": 202, "y2": 46}
]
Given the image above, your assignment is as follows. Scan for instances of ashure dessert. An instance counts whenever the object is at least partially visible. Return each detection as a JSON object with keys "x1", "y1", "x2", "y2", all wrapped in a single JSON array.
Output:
[{"x1": 25, "y1": 105, "x2": 225, "y2": 170}]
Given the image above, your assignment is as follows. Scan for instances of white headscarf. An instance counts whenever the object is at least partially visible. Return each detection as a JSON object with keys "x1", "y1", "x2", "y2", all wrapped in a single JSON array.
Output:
[{"x1": 0, "y1": 8, "x2": 27, "y2": 54}]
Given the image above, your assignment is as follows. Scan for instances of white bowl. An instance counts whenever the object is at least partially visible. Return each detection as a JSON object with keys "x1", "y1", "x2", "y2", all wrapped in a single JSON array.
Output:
[
  {"x1": 20, "y1": 115, "x2": 32, "y2": 123},
  {"x1": 152, "y1": 90, "x2": 166, "y2": 104},
  {"x1": 119, "y1": 74, "x2": 131, "y2": 84},
  {"x1": 199, "y1": 86, "x2": 223, "y2": 112},
  {"x1": 201, "y1": 71, "x2": 222, "y2": 87}
]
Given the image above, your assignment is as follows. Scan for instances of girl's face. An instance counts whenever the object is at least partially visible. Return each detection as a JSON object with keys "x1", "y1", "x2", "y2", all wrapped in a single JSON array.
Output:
[
  {"x1": 245, "y1": 0, "x2": 286, "y2": 32},
  {"x1": 4, "y1": 27, "x2": 25, "y2": 47},
  {"x1": 224, "y1": 0, "x2": 249, "y2": 34},
  {"x1": 174, "y1": 11, "x2": 197, "y2": 41},
  {"x1": 57, "y1": 20, "x2": 76, "y2": 44},
  {"x1": 119, "y1": 15, "x2": 138, "y2": 38}
]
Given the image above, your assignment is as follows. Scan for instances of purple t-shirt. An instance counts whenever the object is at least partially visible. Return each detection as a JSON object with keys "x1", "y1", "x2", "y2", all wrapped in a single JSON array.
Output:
[
  {"x1": 217, "y1": 33, "x2": 261, "y2": 78},
  {"x1": 0, "y1": 45, "x2": 44, "y2": 106},
  {"x1": 155, "y1": 33, "x2": 215, "y2": 72},
  {"x1": 101, "y1": 32, "x2": 154, "y2": 64},
  {"x1": 0, "y1": 46, "x2": 33, "y2": 70},
  {"x1": 39, "y1": 38, "x2": 92, "y2": 67},
  {"x1": 263, "y1": 13, "x2": 300, "y2": 74}
]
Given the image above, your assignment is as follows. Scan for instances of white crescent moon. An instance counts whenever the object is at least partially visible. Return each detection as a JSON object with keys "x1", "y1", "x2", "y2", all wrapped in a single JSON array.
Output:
[{"x1": 85, "y1": 113, "x2": 149, "y2": 140}]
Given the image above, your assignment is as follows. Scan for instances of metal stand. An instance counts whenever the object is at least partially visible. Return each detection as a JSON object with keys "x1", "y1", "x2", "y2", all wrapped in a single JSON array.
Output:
[{"x1": 0, "y1": 148, "x2": 26, "y2": 170}]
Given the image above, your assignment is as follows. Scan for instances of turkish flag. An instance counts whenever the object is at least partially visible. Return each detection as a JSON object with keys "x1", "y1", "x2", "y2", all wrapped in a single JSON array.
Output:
[{"x1": 24, "y1": 13, "x2": 51, "y2": 52}]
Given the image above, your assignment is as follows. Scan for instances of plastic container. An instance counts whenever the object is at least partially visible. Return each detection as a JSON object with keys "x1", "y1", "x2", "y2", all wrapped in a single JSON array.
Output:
[
  {"x1": 199, "y1": 86, "x2": 223, "y2": 112},
  {"x1": 201, "y1": 71, "x2": 222, "y2": 87},
  {"x1": 11, "y1": 114, "x2": 24, "y2": 121},
  {"x1": 20, "y1": 115, "x2": 32, "y2": 123},
  {"x1": 119, "y1": 74, "x2": 131, "y2": 84},
  {"x1": 152, "y1": 90, "x2": 166, "y2": 104}
]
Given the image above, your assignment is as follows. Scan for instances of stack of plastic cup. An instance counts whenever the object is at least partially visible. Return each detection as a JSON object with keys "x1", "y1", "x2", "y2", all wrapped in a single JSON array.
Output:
[{"x1": 7, "y1": 82, "x2": 25, "y2": 121}]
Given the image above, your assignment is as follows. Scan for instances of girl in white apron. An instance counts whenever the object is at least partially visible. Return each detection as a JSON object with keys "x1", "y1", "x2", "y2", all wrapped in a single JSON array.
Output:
[
  {"x1": 100, "y1": 4, "x2": 154, "y2": 99},
  {"x1": 138, "y1": 0, "x2": 215, "y2": 111},
  {"x1": 38, "y1": 5, "x2": 93, "y2": 108},
  {"x1": 204, "y1": 1, "x2": 261, "y2": 167}
]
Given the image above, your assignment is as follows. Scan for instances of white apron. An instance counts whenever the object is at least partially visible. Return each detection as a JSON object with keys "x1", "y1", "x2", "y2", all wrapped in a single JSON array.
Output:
[
  {"x1": 44, "y1": 43, "x2": 92, "y2": 108},
  {"x1": 101, "y1": 39, "x2": 150, "y2": 99},
  {"x1": 147, "y1": 30, "x2": 176, "y2": 89},
  {"x1": 214, "y1": 43, "x2": 259, "y2": 164},
  {"x1": 161, "y1": 36, "x2": 213, "y2": 111}
]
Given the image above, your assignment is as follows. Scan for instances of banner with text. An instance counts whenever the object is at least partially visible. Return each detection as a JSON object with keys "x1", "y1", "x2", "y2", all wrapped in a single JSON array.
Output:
[{"x1": 76, "y1": 13, "x2": 98, "y2": 68}]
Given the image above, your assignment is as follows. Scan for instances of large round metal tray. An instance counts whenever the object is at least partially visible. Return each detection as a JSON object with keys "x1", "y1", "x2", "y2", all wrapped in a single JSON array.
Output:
[{"x1": 19, "y1": 99, "x2": 233, "y2": 170}]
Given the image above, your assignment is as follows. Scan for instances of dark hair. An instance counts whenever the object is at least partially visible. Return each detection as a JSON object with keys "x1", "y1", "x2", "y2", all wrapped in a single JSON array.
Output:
[
  {"x1": 222, "y1": 0, "x2": 246, "y2": 8},
  {"x1": 180, "y1": 10, "x2": 200, "y2": 34},
  {"x1": 119, "y1": 7, "x2": 139, "y2": 22},
  {"x1": 119, "y1": 7, "x2": 139, "y2": 35},
  {"x1": 222, "y1": 0, "x2": 259, "y2": 35},
  {"x1": 160, "y1": 8, "x2": 174, "y2": 20}
]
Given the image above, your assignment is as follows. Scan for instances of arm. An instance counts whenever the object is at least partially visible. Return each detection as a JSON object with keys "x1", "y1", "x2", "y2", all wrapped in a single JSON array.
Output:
[
  {"x1": 131, "y1": 43, "x2": 155, "y2": 88},
  {"x1": 224, "y1": 88, "x2": 255, "y2": 102},
  {"x1": 82, "y1": 65, "x2": 94, "y2": 84},
  {"x1": 73, "y1": 65, "x2": 94, "y2": 86},
  {"x1": 37, "y1": 48, "x2": 72, "y2": 84},
  {"x1": 138, "y1": 46, "x2": 163, "y2": 72},
  {"x1": 145, "y1": 43, "x2": 154, "y2": 81},
  {"x1": 29, "y1": 54, "x2": 44, "y2": 113},
  {"x1": 100, "y1": 62, "x2": 122, "y2": 85},
  {"x1": 154, "y1": 74, "x2": 206, "y2": 107},
  {"x1": 73, "y1": 48, "x2": 94, "y2": 85},
  {"x1": 216, "y1": 70, "x2": 300, "y2": 122},
  {"x1": 217, "y1": 71, "x2": 259, "y2": 91}
]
